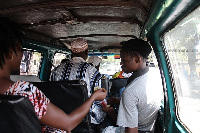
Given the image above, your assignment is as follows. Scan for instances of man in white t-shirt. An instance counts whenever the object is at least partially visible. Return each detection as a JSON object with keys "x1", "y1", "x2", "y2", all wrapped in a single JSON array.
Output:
[{"x1": 103, "y1": 38, "x2": 162, "y2": 133}]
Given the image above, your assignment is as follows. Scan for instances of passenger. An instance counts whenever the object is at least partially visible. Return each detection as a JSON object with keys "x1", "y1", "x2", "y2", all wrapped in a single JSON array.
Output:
[
  {"x1": 112, "y1": 70, "x2": 132, "y2": 78},
  {"x1": 102, "y1": 38, "x2": 162, "y2": 133},
  {"x1": 61, "y1": 58, "x2": 70, "y2": 64},
  {"x1": 50, "y1": 38, "x2": 106, "y2": 130},
  {"x1": 88, "y1": 55, "x2": 102, "y2": 70},
  {"x1": 88, "y1": 55, "x2": 111, "y2": 79},
  {"x1": 0, "y1": 17, "x2": 107, "y2": 133}
]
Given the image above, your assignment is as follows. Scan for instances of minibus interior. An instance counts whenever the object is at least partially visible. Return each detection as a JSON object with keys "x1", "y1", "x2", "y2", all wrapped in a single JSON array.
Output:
[{"x1": 1, "y1": 0, "x2": 200, "y2": 132}]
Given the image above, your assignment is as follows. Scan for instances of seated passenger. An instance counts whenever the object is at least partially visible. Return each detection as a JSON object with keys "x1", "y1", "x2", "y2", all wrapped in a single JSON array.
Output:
[
  {"x1": 61, "y1": 58, "x2": 70, "y2": 64},
  {"x1": 102, "y1": 38, "x2": 162, "y2": 133},
  {"x1": 50, "y1": 38, "x2": 106, "y2": 128},
  {"x1": 0, "y1": 17, "x2": 107, "y2": 132},
  {"x1": 112, "y1": 70, "x2": 132, "y2": 78},
  {"x1": 88, "y1": 55, "x2": 102, "y2": 70},
  {"x1": 88, "y1": 55, "x2": 111, "y2": 79}
]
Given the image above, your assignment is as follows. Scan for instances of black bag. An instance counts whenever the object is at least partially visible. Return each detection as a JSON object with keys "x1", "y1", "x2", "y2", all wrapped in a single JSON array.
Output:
[{"x1": 0, "y1": 95, "x2": 42, "y2": 133}]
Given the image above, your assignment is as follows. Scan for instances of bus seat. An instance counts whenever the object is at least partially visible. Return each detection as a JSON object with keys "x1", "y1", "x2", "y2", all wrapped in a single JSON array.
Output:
[
  {"x1": 31, "y1": 80, "x2": 92, "y2": 133},
  {"x1": 109, "y1": 78, "x2": 128, "y2": 97},
  {"x1": 154, "y1": 103, "x2": 164, "y2": 133},
  {"x1": 10, "y1": 75, "x2": 42, "y2": 82},
  {"x1": 0, "y1": 95, "x2": 42, "y2": 133},
  {"x1": 101, "y1": 78, "x2": 110, "y2": 95}
]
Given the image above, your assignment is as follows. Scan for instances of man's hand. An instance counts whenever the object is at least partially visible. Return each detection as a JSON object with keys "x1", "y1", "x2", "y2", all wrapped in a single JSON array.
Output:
[
  {"x1": 107, "y1": 97, "x2": 121, "y2": 105},
  {"x1": 101, "y1": 106, "x2": 117, "y2": 122}
]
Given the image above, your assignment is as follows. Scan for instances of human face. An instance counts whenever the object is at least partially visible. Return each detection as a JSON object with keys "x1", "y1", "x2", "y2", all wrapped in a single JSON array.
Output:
[{"x1": 120, "y1": 52, "x2": 138, "y2": 73}]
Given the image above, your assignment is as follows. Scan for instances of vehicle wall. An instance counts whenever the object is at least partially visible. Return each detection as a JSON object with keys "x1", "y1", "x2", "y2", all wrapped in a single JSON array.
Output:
[{"x1": 143, "y1": 0, "x2": 200, "y2": 132}]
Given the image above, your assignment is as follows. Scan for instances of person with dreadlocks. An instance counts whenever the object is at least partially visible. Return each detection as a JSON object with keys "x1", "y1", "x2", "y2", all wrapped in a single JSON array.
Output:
[
  {"x1": 0, "y1": 17, "x2": 107, "y2": 133},
  {"x1": 102, "y1": 38, "x2": 162, "y2": 133}
]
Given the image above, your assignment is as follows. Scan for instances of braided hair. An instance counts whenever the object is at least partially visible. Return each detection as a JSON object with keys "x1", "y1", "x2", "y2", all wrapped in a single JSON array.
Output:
[{"x1": 0, "y1": 17, "x2": 24, "y2": 69}]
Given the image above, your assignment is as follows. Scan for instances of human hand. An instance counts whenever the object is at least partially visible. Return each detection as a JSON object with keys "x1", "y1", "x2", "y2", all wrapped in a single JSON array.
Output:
[
  {"x1": 102, "y1": 106, "x2": 115, "y2": 113},
  {"x1": 107, "y1": 97, "x2": 120, "y2": 105},
  {"x1": 100, "y1": 100, "x2": 107, "y2": 108},
  {"x1": 92, "y1": 88, "x2": 107, "y2": 101}
]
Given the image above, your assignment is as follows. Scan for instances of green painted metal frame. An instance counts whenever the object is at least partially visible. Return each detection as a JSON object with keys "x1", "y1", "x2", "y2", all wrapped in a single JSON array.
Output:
[{"x1": 143, "y1": 0, "x2": 200, "y2": 132}]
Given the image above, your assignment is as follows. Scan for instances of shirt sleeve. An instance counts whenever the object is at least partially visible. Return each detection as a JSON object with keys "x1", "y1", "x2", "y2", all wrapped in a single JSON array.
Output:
[
  {"x1": 28, "y1": 83, "x2": 50, "y2": 119},
  {"x1": 11, "y1": 81, "x2": 50, "y2": 119},
  {"x1": 85, "y1": 65, "x2": 103, "y2": 92},
  {"x1": 117, "y1": 90, "x2": 139, "y2": 128}
]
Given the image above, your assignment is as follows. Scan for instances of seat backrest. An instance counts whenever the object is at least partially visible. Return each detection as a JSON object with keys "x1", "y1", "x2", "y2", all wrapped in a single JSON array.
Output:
[
  {"x1": 101, "y1": 78, "x2": 110, "y2": 94},
  {"x1": 10, "y1": 75, "x2": 42, "y2": 82},
  {"x1": 31, "y1": 80, "x2": 92, "y2": 133},
  {"x1": 0, "y1": 95, "x2": 42, "y2": 133},
  {"x1": 109, "y1": 78, "x2": 128, "y2": 96}
]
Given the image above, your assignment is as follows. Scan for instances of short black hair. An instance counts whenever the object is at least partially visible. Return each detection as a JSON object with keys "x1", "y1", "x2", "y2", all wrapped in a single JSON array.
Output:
[
  {"x1": 120, "y1": 38, "x2": 152, "y2": 59},
  {"x1": 0, "y1": 17, "x2": 24, "y2": 68}
]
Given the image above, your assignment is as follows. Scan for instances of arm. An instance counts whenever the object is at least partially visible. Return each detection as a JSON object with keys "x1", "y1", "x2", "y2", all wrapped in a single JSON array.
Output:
[
  {"x1": 107, "y1": 97, "x2": 121, "y2": 105},
  {"x1": 102, "y1": 106, "x2": 117, "y2": 122},
  {"x1": 125, "y1": 127, "x2": 138, "y2": 133},
  {"x1": 40, "y1": 88, "x2": 107, "y2": 132},
  {"x1": 101, "y1": 97, "x2": 120, "y2": 123}
]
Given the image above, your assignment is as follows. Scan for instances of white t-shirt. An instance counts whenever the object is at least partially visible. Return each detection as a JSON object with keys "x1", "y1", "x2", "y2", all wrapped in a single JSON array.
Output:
[{"x1": 117, "y1": 70, "x2": 162, "y2": 131}]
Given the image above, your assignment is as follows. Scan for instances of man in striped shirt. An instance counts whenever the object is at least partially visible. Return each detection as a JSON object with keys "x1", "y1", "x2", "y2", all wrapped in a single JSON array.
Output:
[{"x1": 50, "y1": 38, "x2": 106, "y2": 127}]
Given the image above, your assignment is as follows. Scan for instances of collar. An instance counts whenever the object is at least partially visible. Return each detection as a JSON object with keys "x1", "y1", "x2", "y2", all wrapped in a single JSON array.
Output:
[
  {"x1": 126, "y1": 66, "x2": 149, "y2": 86},
  {"x1": 71, "y1": 57, "x2": 86, "y2": 63}
]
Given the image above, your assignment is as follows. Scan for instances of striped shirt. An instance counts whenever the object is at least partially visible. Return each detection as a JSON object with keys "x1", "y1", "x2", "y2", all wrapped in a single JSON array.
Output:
[
  {"x1": 50, "y1": 57, "x2": 102, "y2": 96},
  {"x1": 50, "y1": 57, "x2": 105, "y2": 124}
]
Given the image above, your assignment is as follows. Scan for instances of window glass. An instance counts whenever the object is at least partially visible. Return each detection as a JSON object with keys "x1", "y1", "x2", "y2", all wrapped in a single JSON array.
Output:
[
  {"x1": 98, "y1": 53, "x2": 159, "y2": 77},
  {"x1": 164, "y1": 6, "x2": 200, "y2": 132},
  {"x1": 20, "y1": 50, "x2": 42, "y2": 76},
  {"x1": 99, "y1": 55, "x2": 121, "y2": 76}
]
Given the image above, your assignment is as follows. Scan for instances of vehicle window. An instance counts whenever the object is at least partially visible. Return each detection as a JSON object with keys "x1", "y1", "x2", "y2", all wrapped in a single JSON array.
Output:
[
  {"x1": 98, "y1": 52, "x2": 159, "y2": 77},
  {"x1": 20, "y1": 50, "x2": 42, "y2": 76},
  {"x1": 99, "y1": 55, "x2": 121, "y2": 76},
  {"x1": 164, "y1": 6, "x2": 200, "y2": 132}
]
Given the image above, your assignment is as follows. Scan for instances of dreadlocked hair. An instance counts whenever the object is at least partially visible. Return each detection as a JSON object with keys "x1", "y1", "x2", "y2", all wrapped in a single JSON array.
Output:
[{"x1": 0, "y1": 17, "x2": 25, "y2": 69}]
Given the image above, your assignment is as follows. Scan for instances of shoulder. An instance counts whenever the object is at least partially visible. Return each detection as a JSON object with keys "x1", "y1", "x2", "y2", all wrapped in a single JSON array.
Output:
[{"x1": 12, "y1": 81, "x2": 39, "y2": 92}]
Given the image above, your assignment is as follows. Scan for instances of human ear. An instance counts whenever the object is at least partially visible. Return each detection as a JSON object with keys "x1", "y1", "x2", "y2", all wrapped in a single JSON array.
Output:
[
  {"x1": 135, "y1": 56, "x2": 140, "y2": 63},
  {"x1": 8, "y1": 49, "x2": 14, "y2": 60}
]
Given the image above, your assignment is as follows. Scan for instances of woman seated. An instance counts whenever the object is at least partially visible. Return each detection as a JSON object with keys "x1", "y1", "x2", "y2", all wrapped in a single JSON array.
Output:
[{"x1": 0, "y1": 17, "x2": 107, "y2": 133}]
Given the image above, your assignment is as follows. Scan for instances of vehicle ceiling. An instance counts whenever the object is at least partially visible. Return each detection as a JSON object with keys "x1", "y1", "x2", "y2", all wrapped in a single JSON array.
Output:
[{"x1": 0, "y1": 0, "x2": 154, "y2": 52}]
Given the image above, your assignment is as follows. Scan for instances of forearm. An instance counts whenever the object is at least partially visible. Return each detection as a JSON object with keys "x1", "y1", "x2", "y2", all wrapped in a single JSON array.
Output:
[
  {"x1": 125, "y1": 127, "x2": 138, "y2": 133},
  {"x1": 40, "y1": 89, "x2": 106, "y2": 132},
  {"x1": 40, "y1": 96, "x2": 95, "y2": 132},
  {"x1": 107, "y1": 108, "x2": 117, "y2": 122},
  {"x1": 67, "y1": 95, "x2": 95, "y2": 128}
]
